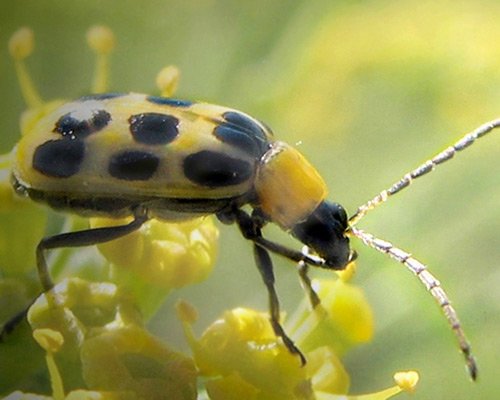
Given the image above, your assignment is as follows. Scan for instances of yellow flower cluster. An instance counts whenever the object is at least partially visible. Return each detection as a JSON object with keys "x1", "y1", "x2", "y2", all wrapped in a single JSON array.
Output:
[
  {"x1": 1, "y1": 26, "x2": 418, "y2": 399},
  {"x1": 176, "y1": 270, "x2": 416, "y2": 400}
]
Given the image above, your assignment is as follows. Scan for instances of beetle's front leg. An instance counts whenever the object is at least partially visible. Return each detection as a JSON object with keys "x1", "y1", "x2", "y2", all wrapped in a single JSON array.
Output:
[
  {"x1": 253, "y1": 242, "x2": 306, "y2": 365},
  {"x1": 232, "y1": 207, "x2": 306, "y2": 365}
]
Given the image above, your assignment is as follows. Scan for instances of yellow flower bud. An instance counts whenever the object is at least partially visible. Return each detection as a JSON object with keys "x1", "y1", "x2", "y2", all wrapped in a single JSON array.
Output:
[
  {"x1": 32, "y1": 329, "x2": 64, "y2": 353},
  {"x1": 91, "y1": 217, "x2": 218, "y2": 290},
  {"x1": 205, "y1": 373, "x2": 259, "y2": 400},
  {"x1": 0, "y1": 153, "x2": 47, "y2": 275},
  {"x1": 393, "y1": 370, "x2": 419, "y2": 393},
  {"x1": 27, "y1": 278, "x2": 143, "y2": 352},
  {"x1": 86, "y1": 26, "x2": 115, "y2": 54},
  {"x1": 176, "y1": 299, "x2": 199, "y2": 325},
  {"x1": 81, "y1": 325, "x2": 197, "y2": 399},
  {"x1": 183, "y1": 307, "x2": 311, "y2": 399},
  {"x1": 293, "y1": 279, "x2": 374, "y2": 356},
  {"x1": 8, "y1": 27, "x2": 34, "y2": 60},
  {"x1": 305, "y1": 347, "x2": 350, "y2": 395},
  {"x1": 156, "y1": 65, "x2": 180, "y2": 97}
]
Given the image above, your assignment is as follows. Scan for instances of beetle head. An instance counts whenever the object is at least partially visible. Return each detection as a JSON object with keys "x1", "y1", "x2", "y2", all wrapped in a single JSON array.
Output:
[{"x1": 291, "y1": 201, "x2": 354, "y2": 269}]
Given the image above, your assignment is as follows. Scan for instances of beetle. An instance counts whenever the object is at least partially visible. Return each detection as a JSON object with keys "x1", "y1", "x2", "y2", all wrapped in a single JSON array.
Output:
[
  {"x1": 11, "y1": 89, "x2": 356, "y2": 363},
  {"x1": 4, "y1": 26, "x2": 499, "y2": 380}
]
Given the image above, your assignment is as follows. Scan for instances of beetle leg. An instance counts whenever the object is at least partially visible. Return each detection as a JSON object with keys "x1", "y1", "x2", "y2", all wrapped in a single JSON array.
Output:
[
  {"x1": 36, "y1": 207, "x2": 149, "y2": 291},
  {"x1": 297, "y1": 259, "x2": 321, "y2": 308},
  {"x1": 229, "y1": 208, "x2": 325, "y2": 267},
  {"x1": 1, "y1": 207, "x2": 148, "y2": 340},
  {"x1": 254, "y1": 242, "x2": 306, "y2": 365},
  {"x1": 0, "y1": 304, "x2": 32, "y2": 340},
  {"x1": 233, "y1": 208, "x2": 306, "y2": 364}
]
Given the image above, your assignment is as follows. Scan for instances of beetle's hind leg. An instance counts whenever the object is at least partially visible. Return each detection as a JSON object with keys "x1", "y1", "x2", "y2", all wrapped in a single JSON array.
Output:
[
  {"x1": 0, "y1": 303, "x2": 33, "y2": 340},
  {"x1": 1, "y1": 207, "x2": 149, "y2": 340},
  {"x1": 36, "y1": 207, "x2": 148, "y2": 292}
]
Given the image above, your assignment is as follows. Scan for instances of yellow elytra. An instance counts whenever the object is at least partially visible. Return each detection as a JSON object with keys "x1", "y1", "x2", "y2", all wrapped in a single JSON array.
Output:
[{"x1": 13, "y1": 93, "x2": 276, "y2": 220}]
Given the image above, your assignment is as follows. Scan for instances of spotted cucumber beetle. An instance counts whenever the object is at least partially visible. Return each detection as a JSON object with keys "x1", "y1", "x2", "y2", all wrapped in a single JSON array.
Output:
[{"x1": 4, "y1": 26, "x2": 499, "y2": 381}]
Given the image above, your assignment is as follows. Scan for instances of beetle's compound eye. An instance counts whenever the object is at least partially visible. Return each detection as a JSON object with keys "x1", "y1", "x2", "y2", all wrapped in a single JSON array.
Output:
[
  {"x1": 328, "y1": 201, "x2": 348, "y2": 230},
  {"x1": 291, "y1": 201, "x2": 351, "y2": 269}
]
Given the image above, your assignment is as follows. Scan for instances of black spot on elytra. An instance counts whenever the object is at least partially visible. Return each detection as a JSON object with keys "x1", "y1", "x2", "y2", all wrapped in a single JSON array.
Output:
[
  {"x1": 33, "y1": 139, "x2": 85, "y2": 178},
  {"x1": 183, "y1": 150, "x2": 253, "y2": 187},
  {"x1": 108, "y1": 150, "x2": 160, "y2": 181},
  {"x1": 214, "y1": 111, "x2": 270, "y2": 157},
  {"x1": 213, "y1": 124, "x2": 262, "y2": 158},
  {"x1": 146, "y1": 96, "x2": 193, "y2": 107},
  {"x1": 54, "y1": 109, "x2": 111, "y2": 139},
  {"x1": 129, "y1": 113, "x2": 179, "y2": 145}
]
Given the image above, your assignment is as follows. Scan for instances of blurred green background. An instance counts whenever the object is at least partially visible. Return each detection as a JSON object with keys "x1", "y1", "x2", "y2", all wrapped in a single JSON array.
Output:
[{"x1": 1, "y1": 0, "x2": 499, "y2": 398}]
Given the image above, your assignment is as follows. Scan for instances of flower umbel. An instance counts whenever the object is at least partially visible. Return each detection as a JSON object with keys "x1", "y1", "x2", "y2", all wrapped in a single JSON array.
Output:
[
  {"x1": 177, "y1": 269, "x2": 418, "y2": 399},
  {"x1": 1, "y1": 26, "x2": 211, "y2": 398},
  {"x1": 9, "y1": 277, "x2": 197, "y2": 399},
  {"x1": 1, "y1": 25, "x2": 420, "y2": 399}
]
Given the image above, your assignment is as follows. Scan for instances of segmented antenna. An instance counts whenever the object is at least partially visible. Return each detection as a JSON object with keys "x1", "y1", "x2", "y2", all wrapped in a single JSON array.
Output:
[
  {"x1": 349, "y1": 119, "x2": 500, "y2": 226},
  {"x1": 346, "y1": 119, "x2": 499, "y2": 377},
  {"x1": 349, "y1": 226, "x2": 477, "y2": 380}
]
